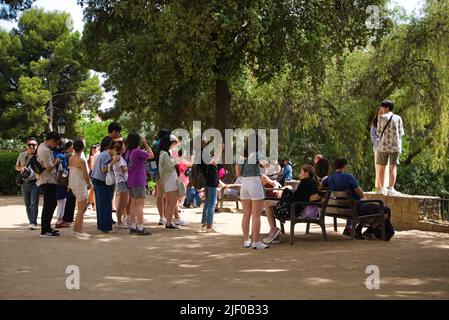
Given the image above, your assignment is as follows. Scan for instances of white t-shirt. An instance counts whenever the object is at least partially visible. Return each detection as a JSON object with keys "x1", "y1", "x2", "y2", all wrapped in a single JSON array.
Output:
[
  {"x1": 36, "y1": 143, "x2": 57, "y2": 186},
  {"x1": 113, "y1": 157, "x2": 128, "y2": 184}
]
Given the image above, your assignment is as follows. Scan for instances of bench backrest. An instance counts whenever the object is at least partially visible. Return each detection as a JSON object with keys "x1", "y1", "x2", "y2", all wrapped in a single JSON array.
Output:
[{"x1": 324, "y1": 190, "x2": 357, "y2": 218}]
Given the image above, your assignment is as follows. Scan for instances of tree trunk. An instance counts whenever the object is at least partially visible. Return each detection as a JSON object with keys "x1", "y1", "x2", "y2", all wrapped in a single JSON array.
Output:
[
  {"x1": 214, "y1": 79, "x2": 231, "y2": 134},
  {"x1": 214, "y1": 79, "x2": 235, "y2": 180},
  {"x1": 47, "y1": 97, "x2": 54, "y2": 132}
]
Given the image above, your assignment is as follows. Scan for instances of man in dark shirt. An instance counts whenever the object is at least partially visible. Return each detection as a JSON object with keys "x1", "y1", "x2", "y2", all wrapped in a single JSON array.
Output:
[
  {"x1": 322, "y1": 158, "x2": 365, "y2": 237},
  {"x1": 322, "y1": 158, "x2": 364, "y2": 201},
  {"x1": 100, "y1": 122, "x2": 122, "y2": 152}
]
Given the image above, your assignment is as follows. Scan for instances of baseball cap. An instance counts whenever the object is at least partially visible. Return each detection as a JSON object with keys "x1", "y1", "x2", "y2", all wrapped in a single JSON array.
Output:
[{"x1": 170, "y1": 135, "x2": 179, "y2": 143}]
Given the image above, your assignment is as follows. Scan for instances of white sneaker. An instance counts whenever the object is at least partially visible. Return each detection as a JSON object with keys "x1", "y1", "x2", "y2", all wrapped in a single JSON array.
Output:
[
  {"x1": 28, "y1": 224, "x2": 37, "y2": 230},
  {"x1": 74, "y1": 232, "x2": 91, "y2": 239},
  {"x1": 173, "y1": 218, "x2": 189, "y2": 226},
  {"x1": 243, "y1": 240, "x2": 252, "y2": 248},
  {"x1": 206, "y1": 227, "x2": 218, "y2": 233},
  {"x1": 158, "y1": 218, "x2": 167, "y2": 225},
  {"x1": 263, "y1": 228, "x2": 281, "y2": 244},
  {"x1": 201, "y1": 224, "x2": 207, "y2": 232},
  {"x1": 387, "y1": 188, "x2": 401, "y2": 196},
  {"x1": 270, "y1": 236, "x2": 281, "y2": 244},
  {"x1": 115, "y1": 223, "x2": 130, "y2": 229},
  {"x1": 252, "y1": 241, "x2": 269, "y2": 250},
  {"x1": 377, "y1": 187, "x2": 388, "y2": 195}
]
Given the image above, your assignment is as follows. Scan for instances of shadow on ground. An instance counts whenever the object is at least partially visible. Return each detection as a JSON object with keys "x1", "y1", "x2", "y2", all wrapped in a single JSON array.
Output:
[{"x1": 1, "y1": 218, "x2": 449, "y2": 299}]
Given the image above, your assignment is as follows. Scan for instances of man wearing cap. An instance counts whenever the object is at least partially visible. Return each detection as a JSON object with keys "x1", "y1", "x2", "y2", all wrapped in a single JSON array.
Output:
[
  {"x1": 15, "y1": 137, "x2": 40, "y2": 230},
  {"x1": 377, "y1": 100, "x2": 405, "y2": 196}
]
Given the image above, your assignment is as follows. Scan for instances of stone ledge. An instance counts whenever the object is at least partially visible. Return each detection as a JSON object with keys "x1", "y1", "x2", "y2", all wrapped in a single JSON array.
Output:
[{"x1": 364, "y1": 192, "x2": 447, "y2": 233}]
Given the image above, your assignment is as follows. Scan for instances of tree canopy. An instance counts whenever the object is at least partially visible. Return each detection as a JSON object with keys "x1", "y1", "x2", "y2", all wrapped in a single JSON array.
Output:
[
  {"x1": 0, "y1": 8, "x2": 103, "y2": 138},
  {"x1": 80, "y1": 0, "x2": 388, "y2": 132}
]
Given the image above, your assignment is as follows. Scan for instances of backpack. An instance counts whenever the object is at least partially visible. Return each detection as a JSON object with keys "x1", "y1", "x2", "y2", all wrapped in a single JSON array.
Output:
[
  {"x1": 190, "y1": 164, "x2": 207, "y2": 190},
  {"x1": 29, "y1": 144, "x2": 44, "y2": 175},
  {"x1": 274, "y1": 188, "x2": 294, "y2": 222}
]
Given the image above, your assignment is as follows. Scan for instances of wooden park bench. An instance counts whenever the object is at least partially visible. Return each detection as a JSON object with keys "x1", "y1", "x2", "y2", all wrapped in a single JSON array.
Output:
[
  {"x1": 261, "y1": 187, "x2": 328, "y2": 245},
  {"x1": 219, "y1": 184, "x2": 241, "y2": 211},
  {"x1": 323, "y1": 190, "x2": 386, "y2": 240}
]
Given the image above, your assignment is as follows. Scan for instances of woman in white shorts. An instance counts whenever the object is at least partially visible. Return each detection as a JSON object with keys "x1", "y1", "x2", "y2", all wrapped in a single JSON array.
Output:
[
  {"x1": 236, "y1": 135, "x2": 269, "y2": 250},
  {"x1": 68, "y1": 139, "x2": 92, "y2": 239},
  {"x1": 158, "y1": 134, "x2": 180, "y2": 230}
]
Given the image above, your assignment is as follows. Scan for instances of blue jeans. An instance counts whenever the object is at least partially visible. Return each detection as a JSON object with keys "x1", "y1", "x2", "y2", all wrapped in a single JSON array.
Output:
[
  {"x1": 201, "y1": 187, "x2": 217, "y2": 226},
  {"x1": 185, "y1": 187, "x2": 202, "y2": 207},
  {"x1": 93, "y1": 181, "x2": 114, "y2": 232},
  {"x1": 21, "y1": 180, "x2": 39, "y2": 225}
]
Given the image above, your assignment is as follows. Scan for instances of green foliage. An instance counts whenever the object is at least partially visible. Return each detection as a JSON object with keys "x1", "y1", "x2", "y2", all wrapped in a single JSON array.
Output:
[
  {"x1": 0, "y1": 151, "x2": 20, "y2": 195},
  {"x1": 0, "y1": 8, "x2": 103, "y2": 139},
  {"x1": 80, "y1": 0, "x2": 388, "y2": 131},
  {"x1": 77, "y1": 119, "x2": 108, "y2": 149},
  {"x1": 0, "y1": 0, "x2": 36, "y2": 20}
]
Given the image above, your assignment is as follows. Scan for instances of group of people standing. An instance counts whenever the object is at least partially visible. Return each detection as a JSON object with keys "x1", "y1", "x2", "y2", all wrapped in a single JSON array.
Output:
[{"x1": 15, "y1": 99, "x2": 400, "y2": 245}]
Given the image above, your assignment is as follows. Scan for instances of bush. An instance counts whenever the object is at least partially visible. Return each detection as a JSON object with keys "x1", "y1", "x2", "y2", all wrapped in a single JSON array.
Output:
[{"x1": 0, "y1": 151, "x2": 21, "y2": 195}]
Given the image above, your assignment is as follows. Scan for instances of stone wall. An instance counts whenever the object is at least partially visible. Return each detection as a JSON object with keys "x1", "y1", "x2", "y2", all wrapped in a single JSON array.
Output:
[{"x1": 364, "y1": 192, "x2": 449, "y2": 233}]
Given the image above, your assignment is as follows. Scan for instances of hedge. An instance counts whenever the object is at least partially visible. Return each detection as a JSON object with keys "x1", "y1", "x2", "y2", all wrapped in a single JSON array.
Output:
[{"x1": 0, "y1": 152, "x2": 20, "y2": 195}]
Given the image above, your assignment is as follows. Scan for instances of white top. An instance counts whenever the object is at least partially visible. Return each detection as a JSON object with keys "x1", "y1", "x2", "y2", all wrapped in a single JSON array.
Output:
[
  {"x1": 113, "y1": 156, "x2": 128, "y2": 184},
  {"x1": 36, "y1": 143, "x2": 57, "y2": 186},
  {"x1": 69, "y1": 164, "x2": 89, "y2": 193}
]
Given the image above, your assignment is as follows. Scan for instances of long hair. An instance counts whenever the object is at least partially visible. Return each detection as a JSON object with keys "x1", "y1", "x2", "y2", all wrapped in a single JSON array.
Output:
[
  {"x1": 315, "y1": 158, "x2": 330, "y2": 179},
  {"x1": 159, "y1": 135, "x2": 173, "y2": 154},
  {"x1": 301, "y1": 164, "x2": 320, "y2": 189},
  {"x1": 126, "y1": 132, "x2": 141, "y2": 151},
  {"x1": 243, "y1": 133, "x2": 262, "y2": 160},
  {"x1": 372, "y1": 106, "x2": 382, "y2": 128}
]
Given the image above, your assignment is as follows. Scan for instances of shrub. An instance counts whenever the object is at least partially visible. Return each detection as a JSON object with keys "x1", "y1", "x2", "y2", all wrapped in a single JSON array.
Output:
[{"x1": 0, "y1": 151, "x2": 21, "y2": 195}]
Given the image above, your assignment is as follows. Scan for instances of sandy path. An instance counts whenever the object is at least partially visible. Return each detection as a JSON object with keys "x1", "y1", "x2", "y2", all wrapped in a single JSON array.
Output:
[{"x1": 1, "y1": 196, "x2": 448, "y2": 299}]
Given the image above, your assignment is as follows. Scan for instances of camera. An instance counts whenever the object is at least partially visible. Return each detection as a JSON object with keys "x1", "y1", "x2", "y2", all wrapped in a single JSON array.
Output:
[{"x1": 21, "y1": 167, "x2": 32, "y2": 179}]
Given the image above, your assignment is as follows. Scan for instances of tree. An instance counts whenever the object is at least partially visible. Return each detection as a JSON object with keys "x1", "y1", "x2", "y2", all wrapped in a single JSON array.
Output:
[
  {"x1": 0, "y1": 0, "x2": 36, "y2": 20},
  {"x1": 0, "y1": 8, "x2": 103, "y2": 138},
  {"x1": 80, "y1": 0, "x2": 388, "y2": 132}
]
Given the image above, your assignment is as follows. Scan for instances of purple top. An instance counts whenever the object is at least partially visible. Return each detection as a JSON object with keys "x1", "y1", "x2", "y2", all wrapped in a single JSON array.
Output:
[
  {"x1": 370, "y1": 125, "x2": 381, "y2": 148},
  {"x1": 124, "y1": 148, "x2": 148, "y2": 188}
]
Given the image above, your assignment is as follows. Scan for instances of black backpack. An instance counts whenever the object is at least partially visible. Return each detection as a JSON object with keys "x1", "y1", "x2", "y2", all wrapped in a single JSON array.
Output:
[
  {"x1": 274, "y1": 188, "x2": 294, "y2": 222},
  {"x1": 29, "y1": 145, "x2": 44, "y2": 175}
]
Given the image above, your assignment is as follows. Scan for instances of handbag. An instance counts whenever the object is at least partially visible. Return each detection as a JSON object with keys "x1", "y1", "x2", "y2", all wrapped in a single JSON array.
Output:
[
  {"x1": 301, "y1": 205, "x2": 321, "y2": 219},
  {"x1": 56, "y1": 164, "x2": 69, "y2": 186},
  {"x1": 105, "y1": 164, "x2": 115, "y2": 186},
  {"x1": 177, "y1": 176, "x2": 186, "y2": 197}
]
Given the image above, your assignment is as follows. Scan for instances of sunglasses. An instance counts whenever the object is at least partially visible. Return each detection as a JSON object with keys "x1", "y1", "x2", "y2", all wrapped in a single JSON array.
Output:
[{"x1": 27, "y1": 144, "x2": 37, "y2": 147}]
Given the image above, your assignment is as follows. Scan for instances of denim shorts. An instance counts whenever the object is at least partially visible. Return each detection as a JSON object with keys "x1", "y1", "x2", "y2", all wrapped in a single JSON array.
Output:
[{"x1": 116, "y1": 182, "x2": 128, "y2": 193}]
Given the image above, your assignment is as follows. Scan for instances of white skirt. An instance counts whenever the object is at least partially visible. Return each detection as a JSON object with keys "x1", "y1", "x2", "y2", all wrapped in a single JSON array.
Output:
[{"x1": 163, "y1": 171, "x2": 178, "y2": 193}]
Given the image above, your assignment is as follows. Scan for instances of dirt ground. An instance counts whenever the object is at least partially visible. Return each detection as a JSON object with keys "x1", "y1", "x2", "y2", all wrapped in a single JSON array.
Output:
[{"x1": 1, "y1": 195, "x2": 449, "y2": 300}]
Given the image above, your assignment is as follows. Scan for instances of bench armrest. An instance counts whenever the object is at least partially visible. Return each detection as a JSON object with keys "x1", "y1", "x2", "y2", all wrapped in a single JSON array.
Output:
[{"x1": 359, "y1": 200, "x2": 384, "y2": 206}]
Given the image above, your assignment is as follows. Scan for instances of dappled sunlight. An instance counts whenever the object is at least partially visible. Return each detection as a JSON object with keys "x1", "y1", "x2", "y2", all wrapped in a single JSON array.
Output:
[
  {"x1": 207, "y1": 252, "x2": 251, "y2": 260},
  {"x1": 303, "y1": 278, "x2": 336, "y2": 286},
  {"x1": 104, "y1": 276, "x2": 153, "y2": 283},
  {"x1": 1, "y1": 195, "x2": 449, "y2": 299},
  {"x1": 240, "y1": 269, "x2": 288, "y2": 273}
]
